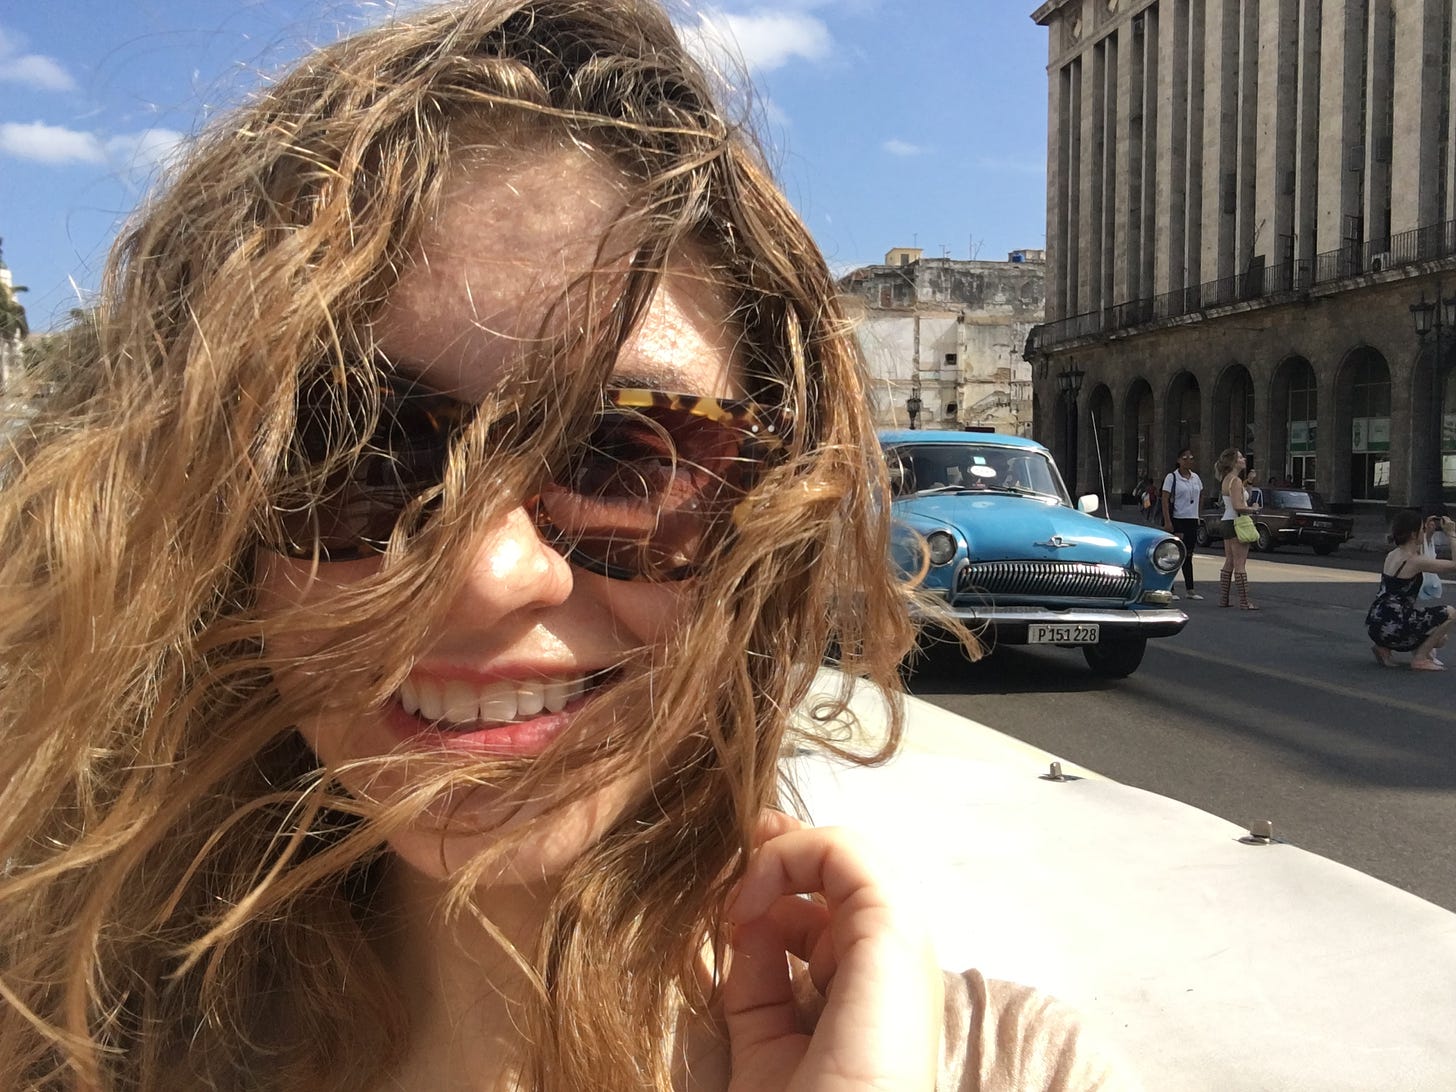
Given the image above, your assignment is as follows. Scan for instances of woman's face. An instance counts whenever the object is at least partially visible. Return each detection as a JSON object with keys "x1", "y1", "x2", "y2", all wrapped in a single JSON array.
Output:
[{"x1": 257, "y1": 147, "x2": 743, "y2": 887}]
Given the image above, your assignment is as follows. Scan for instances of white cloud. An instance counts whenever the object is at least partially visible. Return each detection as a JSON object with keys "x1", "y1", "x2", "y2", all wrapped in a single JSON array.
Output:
[
  {"x1": 0, "y1": 121, "x2": 185, "y2": 176},
  {"x1": 0, "y1": 25, "x2": 76, "y2": 92},
  {"x1": 0, "y1": 121, "x2": 103, "y2": 164},
  {"x1": 883, "y1": 139, "x2": 925, "y2": 157},
  {"x1": 2, "y1": 53, "x2": 76, "y2": 92},
  {"x1": 682, "y1": 9, "x2": 831, "y2": 74},
  {"x1": 105, "y1": 128, "x2": 186, "y2": 176}
]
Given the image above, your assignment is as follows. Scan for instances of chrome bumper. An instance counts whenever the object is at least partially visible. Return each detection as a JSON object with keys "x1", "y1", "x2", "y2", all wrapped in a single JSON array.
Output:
[{"x1": 928, "y1": 604, "x2": 1189, "y2": 640}]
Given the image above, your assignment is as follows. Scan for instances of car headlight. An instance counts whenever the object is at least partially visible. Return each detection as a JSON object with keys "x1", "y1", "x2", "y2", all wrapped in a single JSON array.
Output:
[
  {"x1": 1152, "y1": 538, "x2": 1185, "y2": 573},
  {"x1": 926, "y1": 530, "x2": 957, "y2": 566}
]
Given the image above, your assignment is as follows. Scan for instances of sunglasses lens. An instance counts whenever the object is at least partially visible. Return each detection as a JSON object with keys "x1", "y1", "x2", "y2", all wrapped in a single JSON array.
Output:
[
  {"x1": 534, "y1": 404, "x2": 760, "y2": 580},
  {"x1": 276, "y1": 377, "x2": 782, "y2": 577},
  {"x1": 277, "y1": 377, "x2": 455, "y2": 559}
]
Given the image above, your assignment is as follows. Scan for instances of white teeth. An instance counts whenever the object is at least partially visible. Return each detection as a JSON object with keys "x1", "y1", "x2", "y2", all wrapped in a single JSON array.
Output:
[
  {"x1": 400, "y1": 673, "x2": 597, "y2": 728},
  {"x1": 400, "y1": 678, "x2": 421, "y2": 716},
  {"x1": 477, "y1": 683, "x2": 518, "y2": 724},
  {"x1": 443, "y1": 680, "x2": 479, "y2": 723},
  {"x1": 516, "y1": 681, "x2": 545, "y2": 716},
  {"x1": 416, "y1": 678, "x2": 445, "y2": 721}
]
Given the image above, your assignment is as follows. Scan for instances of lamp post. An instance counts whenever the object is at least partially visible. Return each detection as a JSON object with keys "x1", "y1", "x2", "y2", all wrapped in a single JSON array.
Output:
[
  {"x1": 1409, "y1": 290, "x2": 1455, "y2": 513},
  {"x1": 906, "y1": 381, "x2": 923, "y2": 430},
  {"x1": 1056, "y1": 365, "x2": 1086, "y2": 495}
]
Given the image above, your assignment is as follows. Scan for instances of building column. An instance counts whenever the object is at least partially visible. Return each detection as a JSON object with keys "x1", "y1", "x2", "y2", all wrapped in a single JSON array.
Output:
[
  {"x1": 1234, "y1": 0, "x2": 1260, "y2": 279},
  {"x1": 1292, "y1": 0, "x2": 1322, "y2": 270},
  {"x1": 1391, "y1": 0, "x2": 1444, "y2": 239},
  {"x1": 1315, "y1": 0, "x2": 1366, "y2": 258},
  {"x1": 1388, "y1": 349, "x2": 1418, "y2": 508},
  {"x1": 1047, "y1": 61, "x2": 1069, "y2": 321},
  {"x1": 1363, "y1": 0, "x2": 1396, "y2": 248},
  {"x1": 1154, "y1": 0, "x2": 1188, "y2": 297},
  {"x1": 1079, "y1": 46, "x2": 1106, "y2": 315},
  {"x1": 1318, "y1": 364, "x2": 1349, "y2": 505},
  {"x1": 1113, "y1": 19, "x2": 1138, "y2": 307},
  {"x1": 1254, "y1": 0, "x2": 1299, "y2": 282},
  {"x1": 1200, "y1": 0, "x2": 1239, "y2": 286}
]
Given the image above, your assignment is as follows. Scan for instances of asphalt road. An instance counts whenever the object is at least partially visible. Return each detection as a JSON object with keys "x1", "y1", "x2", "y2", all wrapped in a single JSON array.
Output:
[{"x1": 906, "y1": 543, "x2": 1456, "y2": 913}]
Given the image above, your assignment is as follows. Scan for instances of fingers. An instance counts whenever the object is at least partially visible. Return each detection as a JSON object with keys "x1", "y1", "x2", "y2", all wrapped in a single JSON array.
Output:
[
  {"x1": 720, "y1": 910, "x2": 807, "y2": 1071},
  {"x1": 729, "y1": 825, "x2": 884, "y2": 927},
  {"x1": 723, "y1": 824, "x2": 942, "y2": 1091}
]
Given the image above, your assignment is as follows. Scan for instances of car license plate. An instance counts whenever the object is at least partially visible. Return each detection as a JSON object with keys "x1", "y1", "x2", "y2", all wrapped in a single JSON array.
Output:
[
  {"x1": 1028, "y1": 623, "x2": 1100, "y2": 644},
  {"x1": 1312, "y1": 520, "x2": 1330, "y2": 528}
]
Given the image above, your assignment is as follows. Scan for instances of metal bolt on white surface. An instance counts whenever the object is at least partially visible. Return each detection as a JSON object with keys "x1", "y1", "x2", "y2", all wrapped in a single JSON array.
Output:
[
  {"x1": 1240, "y1": 819, "x2": 1275, "y2": 845},
  {"x1": 1041, "y1": 761, "x2": 1069, "y2": 782}
]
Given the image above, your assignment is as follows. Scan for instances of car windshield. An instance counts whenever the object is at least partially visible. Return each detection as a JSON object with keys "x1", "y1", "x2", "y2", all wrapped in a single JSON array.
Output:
[
  {"x1": 1270, "y1": 489, "x2": 1321, "y2": 509},
  {"x1": 886, "y1": 442, "x2": 1071, "y2": 504}
]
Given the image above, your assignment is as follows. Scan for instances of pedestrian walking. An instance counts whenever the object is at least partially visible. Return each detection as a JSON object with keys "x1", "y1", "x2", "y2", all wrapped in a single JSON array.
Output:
[
  {"x1": 1217, "y1": 448, "x2": 1262, "y2": 609},
  {"x1": 1161, "y1": 449, "x2": 1204, "y2": 599},
  {"x1": 1368, "y1": 512, "x2": 1456, "y2": 669}
]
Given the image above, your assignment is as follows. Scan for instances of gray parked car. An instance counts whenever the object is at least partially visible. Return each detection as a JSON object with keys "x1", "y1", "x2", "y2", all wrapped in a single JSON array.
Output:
[{"x1": 1195, "y1": 487, "x2": 1353, "y2": 555}]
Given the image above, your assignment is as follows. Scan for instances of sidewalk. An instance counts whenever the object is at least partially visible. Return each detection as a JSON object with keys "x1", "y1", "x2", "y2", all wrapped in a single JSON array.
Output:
[{"x1": 1106, "y1": 502, "x2": 1391, "y2": 553}]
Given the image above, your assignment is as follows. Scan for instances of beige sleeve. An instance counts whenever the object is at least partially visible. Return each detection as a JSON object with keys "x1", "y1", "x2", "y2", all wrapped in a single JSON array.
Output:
[{"x1": 938, "y1": 969, "x2": 1142, "y2": 1092}]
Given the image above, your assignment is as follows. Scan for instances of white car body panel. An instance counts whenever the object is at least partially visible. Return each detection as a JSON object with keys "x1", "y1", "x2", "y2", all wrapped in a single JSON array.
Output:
[{"x1": 788, "y1": 673, "x2": 1456, "y2": 1091}]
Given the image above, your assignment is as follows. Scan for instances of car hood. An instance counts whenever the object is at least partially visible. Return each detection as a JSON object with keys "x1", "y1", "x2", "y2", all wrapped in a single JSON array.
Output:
[{"x1": 894, "y1": 493, "x2": 1136, "y2": 564}]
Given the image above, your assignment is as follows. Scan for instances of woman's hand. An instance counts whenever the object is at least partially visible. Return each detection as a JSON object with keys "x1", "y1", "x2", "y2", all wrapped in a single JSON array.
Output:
[{"x1": 722, "y1": 814, "x2": 943, "y2": 1091}]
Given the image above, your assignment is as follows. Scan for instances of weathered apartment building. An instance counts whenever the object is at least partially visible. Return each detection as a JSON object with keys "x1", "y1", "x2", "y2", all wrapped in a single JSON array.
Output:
[
  {"x1": 839, "y1": 247, "x2": 1045, "y2": 433},
  {"x1": 1026, "y1": 0, "x2": 1456, "y2": 512}
]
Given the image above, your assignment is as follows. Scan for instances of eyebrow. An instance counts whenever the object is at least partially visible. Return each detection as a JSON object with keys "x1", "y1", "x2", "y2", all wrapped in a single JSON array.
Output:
[{"x1": 608, "y1": 367, "x2": 699, "y2": 392}]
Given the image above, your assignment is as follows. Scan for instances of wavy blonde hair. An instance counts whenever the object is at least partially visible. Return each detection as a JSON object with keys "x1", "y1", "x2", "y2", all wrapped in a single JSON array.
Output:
[
  {"x1": 1215, "y1": 447, "x2": 1243, "y2": 485},
  {"x1": 0, "y1": 2, "x2": 921, "y2": 1089}
]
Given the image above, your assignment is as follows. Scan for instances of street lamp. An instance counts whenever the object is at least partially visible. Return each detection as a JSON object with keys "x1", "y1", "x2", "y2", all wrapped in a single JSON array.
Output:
[
  {"x1": 906, "y1": 381, "x2": 923, "y2": 430},
  {"x1": 1056, "y1": 365, "x2": 1086, "y2": 494},
  {"x1": 1409, "y1": 290, "x2": 1456, "y2": 513}
]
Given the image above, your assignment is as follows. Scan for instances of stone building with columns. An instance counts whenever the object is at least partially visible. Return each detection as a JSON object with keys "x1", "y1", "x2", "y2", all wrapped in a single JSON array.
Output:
[{"x1": 1024, "y1": 0, "x2": 1456, "y2": 513}]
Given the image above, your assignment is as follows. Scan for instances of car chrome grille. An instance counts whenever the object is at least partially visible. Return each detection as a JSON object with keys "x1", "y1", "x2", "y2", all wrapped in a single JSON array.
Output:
[{"x1": 956, "y1": 560, "x2": 1137, "y2": 600}]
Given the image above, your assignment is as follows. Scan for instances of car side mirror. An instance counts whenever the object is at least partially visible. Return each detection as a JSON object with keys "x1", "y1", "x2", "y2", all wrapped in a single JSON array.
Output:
[{"x1": 1077, "y1": 494, "x2": 1100, "y2": 514}]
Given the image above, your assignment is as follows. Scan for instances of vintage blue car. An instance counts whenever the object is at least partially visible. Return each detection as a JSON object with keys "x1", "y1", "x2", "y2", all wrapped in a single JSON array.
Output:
[{"x1": 882, "y1": 429, "x2": 1188, "y2": 677}]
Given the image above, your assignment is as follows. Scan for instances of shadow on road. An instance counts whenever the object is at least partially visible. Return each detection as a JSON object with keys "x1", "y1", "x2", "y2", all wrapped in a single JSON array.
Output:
[{"x1": 901, "y1": 571, "x2": 1456, "y2": 792}]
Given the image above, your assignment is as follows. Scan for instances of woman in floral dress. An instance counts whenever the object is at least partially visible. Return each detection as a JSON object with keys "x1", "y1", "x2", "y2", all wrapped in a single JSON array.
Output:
[{"x1": 1368, "y1": 512, "x2": 1456, "y2": 670}]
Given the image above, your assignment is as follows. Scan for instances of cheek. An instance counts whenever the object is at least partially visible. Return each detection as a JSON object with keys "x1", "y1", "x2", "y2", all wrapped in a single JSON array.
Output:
[
  {"x1": 597, "y1": 581, "x2": 687, "y2": 644},
  {"x1": 253, "y1": 554, "x2": 388, "y2": 764},
  {"x1": 254, "y1": 554, "x2": 384, "y2": 619}
]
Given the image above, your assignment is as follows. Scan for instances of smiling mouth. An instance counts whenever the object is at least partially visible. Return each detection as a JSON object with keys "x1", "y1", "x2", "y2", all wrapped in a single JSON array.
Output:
[{"x1": 398, "y1": 671, "x2": 612, "y2": 732}]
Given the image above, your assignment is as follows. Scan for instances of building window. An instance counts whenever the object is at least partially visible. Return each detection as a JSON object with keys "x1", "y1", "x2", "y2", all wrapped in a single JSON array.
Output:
[
  {"x1": 1349, "y1": 357, "x2": 1391, "y2": 501},
  {"x1": 1285, "y1": 360, "x2": 1317, "y2": 489}
]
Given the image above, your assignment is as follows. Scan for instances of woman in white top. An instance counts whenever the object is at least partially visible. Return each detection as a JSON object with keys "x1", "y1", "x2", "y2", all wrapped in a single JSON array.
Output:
[
  {"x1": 1160, "y1": 449, "x2": 1204, "y2": 599},
  {"x1": 1216, "y1": 449, "x2": 1262, "y2": 609}
]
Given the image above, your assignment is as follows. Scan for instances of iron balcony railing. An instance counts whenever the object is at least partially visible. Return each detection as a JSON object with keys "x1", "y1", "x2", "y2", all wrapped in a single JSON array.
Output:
[{"x1": 1027, "y1": 218, "x2": 1456, "y2": 354}]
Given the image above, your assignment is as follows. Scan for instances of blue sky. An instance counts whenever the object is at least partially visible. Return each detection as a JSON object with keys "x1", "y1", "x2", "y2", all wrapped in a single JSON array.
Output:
[{"x1": 1, "y1": 1, "x2": 1049, "y2": 332}]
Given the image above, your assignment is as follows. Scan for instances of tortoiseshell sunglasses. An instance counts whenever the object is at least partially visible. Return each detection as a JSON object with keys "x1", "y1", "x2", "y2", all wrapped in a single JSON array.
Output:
[{"x1": 276, "y1": 369, "x2": 793, "y2": 581}]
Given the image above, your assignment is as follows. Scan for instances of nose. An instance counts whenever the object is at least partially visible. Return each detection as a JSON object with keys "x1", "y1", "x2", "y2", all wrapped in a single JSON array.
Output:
[{"x1": 442, "y1": 504, "x2": 574, "y2": 626}]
